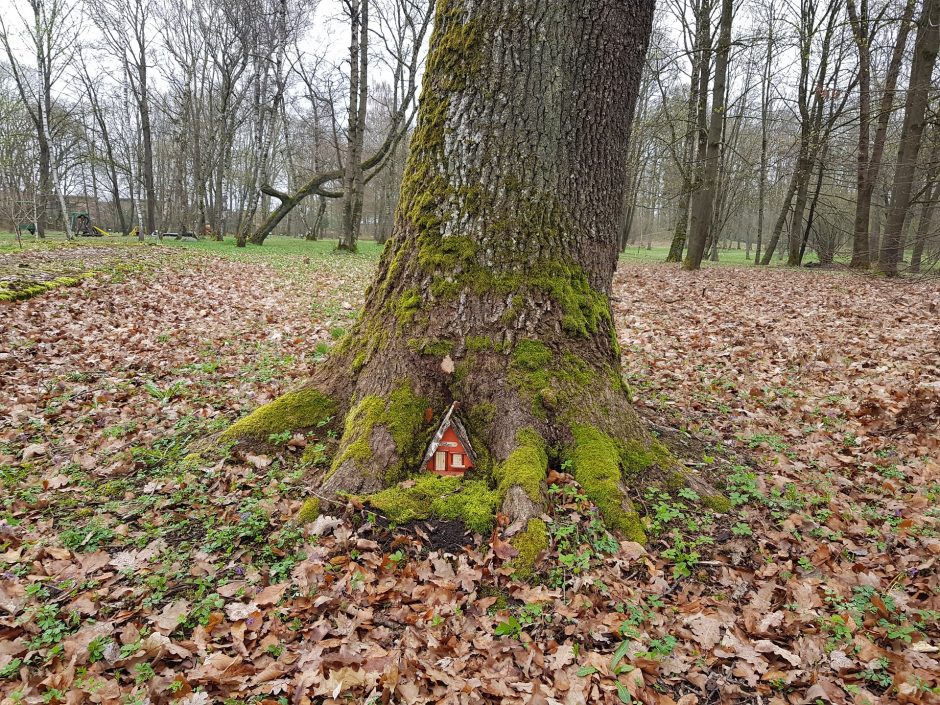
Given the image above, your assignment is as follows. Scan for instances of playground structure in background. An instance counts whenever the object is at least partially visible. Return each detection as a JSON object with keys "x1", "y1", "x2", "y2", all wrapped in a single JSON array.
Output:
[
  {"x1": 11, "y1": 210, "x2": 209, "y2": 240},
  {"x1": 70, "y1": 212, "x2": 110, "y2": 237}
]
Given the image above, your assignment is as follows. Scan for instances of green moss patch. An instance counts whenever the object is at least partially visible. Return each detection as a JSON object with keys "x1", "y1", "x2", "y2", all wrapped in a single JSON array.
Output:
[
  {"x1": 701, "y1": 493, "x2": 732, "y2": 514},
  {"x1": 365, "y1": 475, "x2": 499, "y2": 535},
  {"x1": 512, "y1": 340, "x2": 552, "y2": 370},
  {"x1": 511, "y1": 518, "x2": 548, "y2": 577},
  {"x1": 494, "y1": 429, "x2": 548, "y2": 502},
  {"x1": 621, "y1": 438, "x2": 674, "y2": 478},
  {"x1": 329, "y1": 384, "x2": 427, "y2": 483},
  {"x1": 222, "y1": 389, "x2": 336, "y2": 442},
  {"x1": 508, "y1": 343, "x2": 599, "y2": 419},
  {"x1": 0, "y1": 273, "x2": 91, "y2": 302},
  {"x1": 567, "y1": 424, "x2": 647, "y2": 543},
  {"x1": 297, "y1": 497, "x2": 321, "y2": 524},
  {"x1": 396, "y1": 288, "x2": 422, "y2": 325}
]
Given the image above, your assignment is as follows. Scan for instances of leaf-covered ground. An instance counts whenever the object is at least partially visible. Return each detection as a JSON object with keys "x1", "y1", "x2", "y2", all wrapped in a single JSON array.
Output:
[{"x1": 1, "y1": 242, "x2": 938, "y2": 705}]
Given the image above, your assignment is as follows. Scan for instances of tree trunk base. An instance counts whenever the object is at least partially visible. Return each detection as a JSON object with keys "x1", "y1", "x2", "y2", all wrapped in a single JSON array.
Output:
[{"x1": 219, "y1": 332, "x2": 725, "y2": 571}]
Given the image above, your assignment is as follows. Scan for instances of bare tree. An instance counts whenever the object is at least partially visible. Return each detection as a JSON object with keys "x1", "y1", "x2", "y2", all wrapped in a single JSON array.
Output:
[
  {"x1": 87, "y1": 0, "x2": 158, "y2": 237},
  {"x1": 683, "y1": 0, "x2": 732, "y2": 270},
  {"x1": 250, "y1": 0, "x2": 432, "y2": 245},
  {"x1": 0, "y1": 0, "x2": 76, "y2": 238},
  {"x1": 878, "y1": 0, "x2": 940, "y2": 275},
  {"x1": 846, "y1": 0, "x2": 917, "y2": 268}
]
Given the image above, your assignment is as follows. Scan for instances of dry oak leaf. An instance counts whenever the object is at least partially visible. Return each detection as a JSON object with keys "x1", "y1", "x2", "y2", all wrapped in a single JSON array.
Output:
[
  {"x1": 315, "y1": 667, "x2": 370, "y2": 698},
  {"x1": 255, "y1": 582, "x2": 288, "y2": 606},
  {"x1": 685, "y1": 614, "x2": 723, "y2": 650},
  {"x1": 225, "y1": 601, "x2": 260, "y2": 622},
  {"x1": 620, "y1": 541, "x2": 647, "y2": 562},
  {"x1": 490, "y1": 532, "x2": 519, "y2": 560},
  {"x1": 549, "y1": 642, "x2": 576, "y2": 670},
  {"x1": 22, "y1": 443, "x2": 47, "y2": 460},
  {"x1": 149, "y1": 599, "x2": 189, "y2": 632},
  {"x1": 246, "y1": 453, "x2": 272, "y2": 469},
  {"x1": 440, "y1": 355, "x2": 455, "y2": 374},
  {"x1": 754, "y1": 639, "x2": 801, "y2": 667}
]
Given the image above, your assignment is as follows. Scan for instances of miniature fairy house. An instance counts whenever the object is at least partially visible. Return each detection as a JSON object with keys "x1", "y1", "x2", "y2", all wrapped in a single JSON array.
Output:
[{"x1": 422, "y1": 402, "x2": 476, "y2": 477}]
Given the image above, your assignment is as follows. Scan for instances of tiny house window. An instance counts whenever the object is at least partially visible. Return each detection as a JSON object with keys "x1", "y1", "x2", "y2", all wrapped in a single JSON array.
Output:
[
  {"x1": 452, "y1": 453, "x2": 464, "y2": 468},
  {"x1": 435, "y1": 451, "x2": 447, "y2": 472}
]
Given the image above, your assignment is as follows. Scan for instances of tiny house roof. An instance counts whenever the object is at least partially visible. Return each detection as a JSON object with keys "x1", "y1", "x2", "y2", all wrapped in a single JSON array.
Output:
[{"x1": 421, "y1": 402, "x2": 476, "y2": 468}]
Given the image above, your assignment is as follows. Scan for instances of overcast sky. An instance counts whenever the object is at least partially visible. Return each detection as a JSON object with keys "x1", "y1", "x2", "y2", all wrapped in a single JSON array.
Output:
[{"x1": 0, "y1": 0, "x2": 359, "y2": 101}]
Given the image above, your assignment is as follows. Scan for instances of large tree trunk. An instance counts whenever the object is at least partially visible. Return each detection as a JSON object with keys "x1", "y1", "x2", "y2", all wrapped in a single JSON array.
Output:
[
  {"x1": 226, "y1": 0, "x2": 683, "y2": 554},
  {"x1": 878, "y1": 0, "x2": 940, "y2": 276}
]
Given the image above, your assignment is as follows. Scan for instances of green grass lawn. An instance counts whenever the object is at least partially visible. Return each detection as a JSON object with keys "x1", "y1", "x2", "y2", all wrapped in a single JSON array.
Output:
[
  {"x1": 0, "y1": 230, "x2": 875, "y2": 271},
  {"x1": 158, "y1": 235, "x2": 384, "y2": 262},
  {"x1": 616, "y1": 243, "x2": 829, "y2": 267}
]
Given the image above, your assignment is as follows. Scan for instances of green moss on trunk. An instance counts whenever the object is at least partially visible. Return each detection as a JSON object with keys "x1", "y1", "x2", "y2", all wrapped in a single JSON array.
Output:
[
  {"x1": 510, "y1": 518, "x2": 548, "y2": 576},
  {"x1": 329, "y1": 383, "x2": 428, "y2": 483},
  {"x1": 297, "y1": 497, "x2": 321, "y2": 524},
  {"x1": 494, "y1": 429, "x2": 548, "y2": 502},
  {"x1": 567, "y1": 424, "x2": 647, "y2": 543}
]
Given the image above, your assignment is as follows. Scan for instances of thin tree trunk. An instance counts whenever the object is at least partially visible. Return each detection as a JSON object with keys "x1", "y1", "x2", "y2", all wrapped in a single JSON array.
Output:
[
  {"x1": 666, "y1": 0, "x2": 707, "y2": 263},
  {"x1": 849, "y1": 0, "x2": 917, "y2": 268},
  {"x1": 798, "y1": 145, "x2": 827, "y2": 264},
  {"x1": 755, "y1": 9, "x2": 774, "y2": 265},
  {"x1": 911, "y1": 183, "x2": 938, "y2": 273},
  {"x1": 684, "y1": 0, "x2": 732, "y2": 270},
  {"x1": 138, "y1": 58, "x2": 156, "y2": 237},
  {"x1": 339, "y1": 0, "x2": 369, "y2": 252},
  {"x1": 879, "y1": 0, "x2": 940, "y2": 276}
]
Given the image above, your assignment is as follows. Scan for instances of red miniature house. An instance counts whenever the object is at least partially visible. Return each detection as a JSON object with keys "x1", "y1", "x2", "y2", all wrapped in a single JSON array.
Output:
[{"x1": 422, "y1": 402, "x2": 476, "y2": 477}]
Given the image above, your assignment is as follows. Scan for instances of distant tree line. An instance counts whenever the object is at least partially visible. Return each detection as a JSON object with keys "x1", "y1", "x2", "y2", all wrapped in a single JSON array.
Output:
[
  {"x1": 0, "y1": 0, "x2": 431, "y2": 252},
  {"x1": 3, "y1": 0, "x2": 940, "y2": 275},
  {"x1": 625, "y1": 0, "x2": 940, "y2": 275}
]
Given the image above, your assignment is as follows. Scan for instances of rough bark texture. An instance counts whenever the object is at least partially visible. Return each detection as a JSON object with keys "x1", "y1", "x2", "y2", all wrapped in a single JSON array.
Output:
[{"x1": 228, "y1": 0, "x2": 683, "y2": 553}]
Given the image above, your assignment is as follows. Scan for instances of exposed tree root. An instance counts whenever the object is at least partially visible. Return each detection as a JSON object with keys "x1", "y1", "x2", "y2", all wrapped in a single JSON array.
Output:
[{"x1": 218, "y1": 332, "x2": 725, "y2": 576}]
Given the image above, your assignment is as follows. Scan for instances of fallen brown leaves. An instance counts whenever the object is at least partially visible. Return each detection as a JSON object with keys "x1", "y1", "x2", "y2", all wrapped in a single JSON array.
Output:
[{"x1": 0, "y1": 251, "x2": 938, "y2": 705}]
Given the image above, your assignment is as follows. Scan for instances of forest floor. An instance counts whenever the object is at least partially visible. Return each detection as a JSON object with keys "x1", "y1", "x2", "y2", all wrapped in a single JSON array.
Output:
[{"x1": 1, "y1": 238, "x2": 939, "y2": 705}]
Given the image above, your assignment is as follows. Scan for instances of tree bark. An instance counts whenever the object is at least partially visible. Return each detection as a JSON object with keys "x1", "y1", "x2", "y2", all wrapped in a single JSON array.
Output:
[
  {"x1": 229, "y1": 0, "x2": 681, "y2": 548},
  {"x1": 754, "y1": 6, "x2": 775, "y2": 265},
  {"x1": 879, "y1": 0, "x2": 940, "y2": 276},
  {"x1": 138, "y1": 54, "x2": 156, "y2": 237},
  {"x1": 911, "y1": 182, "x2": 939, "y2": 273}
]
